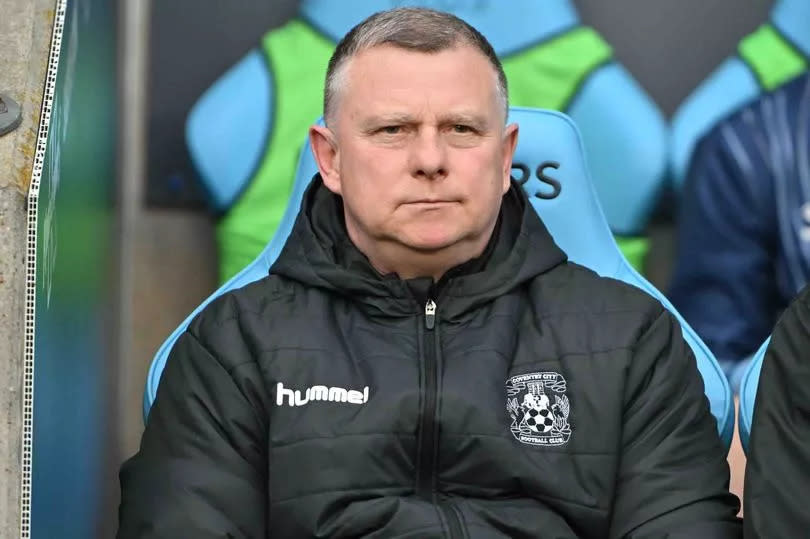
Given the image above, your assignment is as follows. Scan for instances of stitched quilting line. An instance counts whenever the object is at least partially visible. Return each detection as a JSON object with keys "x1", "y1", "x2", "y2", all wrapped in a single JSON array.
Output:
[
  {"x1": 271, "y1": 485, "x2": 412, "y2": 504},
  {"x1": 271, "y1": 431, "x2": 417, "y2": 450},
  {"x1": 439, "y1": 486, "x2": 611, "y2": 512}
]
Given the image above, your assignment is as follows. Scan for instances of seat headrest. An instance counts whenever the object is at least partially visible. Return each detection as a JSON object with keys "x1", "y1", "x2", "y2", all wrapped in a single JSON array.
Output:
[{"x1": 509, "y1": 107, "x2": 621, "y2": 273}]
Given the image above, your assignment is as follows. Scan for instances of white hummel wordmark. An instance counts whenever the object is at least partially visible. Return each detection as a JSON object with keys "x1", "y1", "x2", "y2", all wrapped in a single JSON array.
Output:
[{"x1": 275, "y1": 382, "x2": 370, "y2": 407}]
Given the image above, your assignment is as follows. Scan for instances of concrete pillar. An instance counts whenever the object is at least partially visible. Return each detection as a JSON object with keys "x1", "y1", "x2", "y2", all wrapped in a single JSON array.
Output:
[{"x1": 0, "y1": 0, "x2": 58, "y2": 536}]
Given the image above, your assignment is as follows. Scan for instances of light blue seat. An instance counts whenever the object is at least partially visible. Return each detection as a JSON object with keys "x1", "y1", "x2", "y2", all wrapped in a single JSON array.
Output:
[
  {"x1": 147, "y1": 107, "x2": 734, "y2": 448},
  {"x1": 670, "y1": 0, "x2": 809, "y2": 190},
  {"x1": 739, "y1": 337, "x2": 770, "y2": 452}
]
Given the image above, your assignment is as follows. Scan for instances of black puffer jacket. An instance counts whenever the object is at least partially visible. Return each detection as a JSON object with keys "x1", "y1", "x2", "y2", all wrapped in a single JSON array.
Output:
[
  {"x1": 119, "y1": 179, "x2": 741, "y2": 538},
  {"x1": 744, "y1": 284, "x2": 810, "y2": 537}
]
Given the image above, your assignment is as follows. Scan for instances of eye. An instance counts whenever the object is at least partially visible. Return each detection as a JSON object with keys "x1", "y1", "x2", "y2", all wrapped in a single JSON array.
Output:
[
  {"x1": 381, "y1": 125, "x2": 401, "y2": 134},
  {"x1": 453, "y1": 124, "x2": 473, "y2": 133}
]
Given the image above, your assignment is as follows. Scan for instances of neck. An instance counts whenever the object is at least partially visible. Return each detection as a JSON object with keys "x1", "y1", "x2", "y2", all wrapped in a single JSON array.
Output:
[{"x1": 347, "y1": 223, "x2": 497, "y2": 282}]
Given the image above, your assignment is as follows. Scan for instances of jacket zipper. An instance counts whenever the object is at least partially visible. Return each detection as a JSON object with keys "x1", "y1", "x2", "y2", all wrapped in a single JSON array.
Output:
[
  {"x1": 417, "y1": 299, "x2": 438, "y2": 499},
  {"x1": 418, "y1": 299, "x2": 464, "y2": 538}
]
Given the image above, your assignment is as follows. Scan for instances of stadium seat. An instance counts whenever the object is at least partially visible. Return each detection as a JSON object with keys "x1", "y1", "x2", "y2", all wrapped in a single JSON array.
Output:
[
  {"x1": 670, "y1": 0, "x2": 809, "y2": 190},
  {"x1": 739, "y1": 337, "x2": 770, "y2": 452}
]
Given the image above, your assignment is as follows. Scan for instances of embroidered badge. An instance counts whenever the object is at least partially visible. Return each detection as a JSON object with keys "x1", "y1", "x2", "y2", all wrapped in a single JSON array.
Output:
[{"x1": 506, "y1": 372, "x2": 571, "y2": 446}]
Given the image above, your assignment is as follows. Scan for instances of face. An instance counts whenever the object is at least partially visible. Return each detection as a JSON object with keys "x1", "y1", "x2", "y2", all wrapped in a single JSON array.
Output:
[{"x1": 310, "y1": 44, "x2": 518, "y2": 257}]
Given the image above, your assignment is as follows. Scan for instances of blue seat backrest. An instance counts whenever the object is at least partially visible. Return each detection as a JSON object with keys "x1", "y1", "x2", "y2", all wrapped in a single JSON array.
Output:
[
  {"x1": 670, "y1": 0, "x2": 809, "y2": 190},
  {"x1": 739, "y1": 337, "x2": 770, "y2": 453},
  {"x1": 148, "y1": 107, "x2": 733, "y2": 448}
]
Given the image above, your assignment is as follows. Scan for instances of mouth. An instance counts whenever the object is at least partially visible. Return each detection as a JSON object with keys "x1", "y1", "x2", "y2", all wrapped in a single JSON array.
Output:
[{"x1": 404, "y1": 199, "x2": 457, "y2": 205}]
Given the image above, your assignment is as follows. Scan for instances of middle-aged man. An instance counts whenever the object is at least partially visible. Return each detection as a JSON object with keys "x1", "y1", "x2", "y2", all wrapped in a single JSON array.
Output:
[{"x1": 118, "y1": 8, "x2": 741, "y2": 538}]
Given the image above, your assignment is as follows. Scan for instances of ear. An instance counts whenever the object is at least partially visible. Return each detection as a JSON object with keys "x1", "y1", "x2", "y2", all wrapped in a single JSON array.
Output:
[
  {"x1": 309, "y1": 124, "x2": 342, "y2": 195},
  {"x1": 501, "y1": 122, "x2": 519, "y2": 193}
]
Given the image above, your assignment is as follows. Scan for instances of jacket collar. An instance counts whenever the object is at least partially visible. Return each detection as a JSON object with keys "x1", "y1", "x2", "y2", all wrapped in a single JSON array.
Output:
[{"x1": 270, "y1": 176, "x2": 567, "y2": 320}]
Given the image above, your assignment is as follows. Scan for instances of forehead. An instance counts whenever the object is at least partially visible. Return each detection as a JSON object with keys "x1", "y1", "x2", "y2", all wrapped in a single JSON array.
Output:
[{"x1": 339, "y1": 44, "x2": 501, "y2": 117}]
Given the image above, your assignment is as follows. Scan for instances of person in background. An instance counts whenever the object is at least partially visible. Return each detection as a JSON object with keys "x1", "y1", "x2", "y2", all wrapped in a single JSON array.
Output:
[
  {"x1": 119, "y1": 8, "x2": 740, "y2": 538},
  {"x1": 669, "y1": 0, "x2": 809, "y2": 193},
  {"x1": 669, "y1": 72, "x2": 810, "y2": 392}
]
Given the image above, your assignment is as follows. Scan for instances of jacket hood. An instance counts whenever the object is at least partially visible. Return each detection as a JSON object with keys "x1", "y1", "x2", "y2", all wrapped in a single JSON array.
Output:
[{"x1": 270, "y1": 176, "x2": 567, "y2": 320}]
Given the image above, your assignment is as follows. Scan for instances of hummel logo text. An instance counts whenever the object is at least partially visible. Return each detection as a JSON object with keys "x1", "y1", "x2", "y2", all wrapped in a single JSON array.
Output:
[{"x1": 276, "y1": 382, "x2": 370, "y2": 407}]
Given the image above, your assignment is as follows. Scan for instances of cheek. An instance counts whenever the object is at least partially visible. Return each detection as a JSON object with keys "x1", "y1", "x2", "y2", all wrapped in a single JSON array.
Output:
[
  {"x1": 341, "y1": 143, "x2": 400, "y2": 182},
  {"x1": 348, "y1": 145, "x2": 406, "y2": 179},
  {"x1": 339, "y1": 147, "x2": 403, "y2": 217},
  {"x1": 455, "y1": 149, "x2": 505, "y2": 189}
]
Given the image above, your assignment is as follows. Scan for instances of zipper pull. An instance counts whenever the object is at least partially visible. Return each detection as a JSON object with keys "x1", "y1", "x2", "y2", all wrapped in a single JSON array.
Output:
[{"x1": 425, "y1": 299, "x2": 436, "y2": 330}]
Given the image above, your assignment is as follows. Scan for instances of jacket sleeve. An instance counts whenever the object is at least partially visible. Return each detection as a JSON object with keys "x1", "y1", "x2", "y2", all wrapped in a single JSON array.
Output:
[
  {"x1": 609, "y1": 307, "x2": 742, "y2": 539},
  {"x1": 668, "y1": 123, "x2": 779, "y2": 375},
  {"x1": 744, "y1": 285, "x2": 810, "y2": 538},
  {"x1": 117, "y1": 329, "x2": 269, "y2": 538}
]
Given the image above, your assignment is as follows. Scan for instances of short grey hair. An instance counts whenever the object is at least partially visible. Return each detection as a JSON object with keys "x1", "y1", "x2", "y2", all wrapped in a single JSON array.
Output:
[{"x1": 323, "y1": 7, "x2": 509, "y2": 125}]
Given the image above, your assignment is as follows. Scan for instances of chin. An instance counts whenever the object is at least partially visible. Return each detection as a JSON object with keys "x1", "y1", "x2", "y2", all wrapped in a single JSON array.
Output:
[{"x1": 399, "y1": 230, "x2": 463, "y2": 252}]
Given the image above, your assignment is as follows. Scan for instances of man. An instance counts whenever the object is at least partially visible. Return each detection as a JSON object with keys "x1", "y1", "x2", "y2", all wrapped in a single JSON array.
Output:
[
  {"x1": 119, "y1": 8, "x2": 741, "y2": 538},
  {"x1": 669, "y1": 72, "x2": 810, "y2": 393},
  {"x1": 744, "y1": 284, "x2": 810, "y2": 536}
]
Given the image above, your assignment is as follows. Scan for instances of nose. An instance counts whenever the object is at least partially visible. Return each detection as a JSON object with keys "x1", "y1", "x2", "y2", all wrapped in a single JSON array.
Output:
[{"x1": 409, "y1": 128, "x2": 447, "y2": 181}]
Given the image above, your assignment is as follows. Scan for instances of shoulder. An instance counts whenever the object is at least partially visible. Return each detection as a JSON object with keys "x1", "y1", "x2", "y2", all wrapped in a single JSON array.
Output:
[
  {"x1": 533, "y1": 262, "x2": 662, "y2": 316},
  {"x1": 528, "y1": 262, "x2": 666, "y2": 345},
  {"x1": 692, "y1": 73, "x2": 808, "y2": 173},
  {"x1": 766, "y1": 284, "x2": 810, "y2": 370},
  {"x1": 185, "y1": 275, "x2": 295, "y2": 362}
]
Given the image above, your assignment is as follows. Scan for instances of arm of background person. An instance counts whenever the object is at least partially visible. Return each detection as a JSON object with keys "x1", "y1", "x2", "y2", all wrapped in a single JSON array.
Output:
[{"x1": 668, "y1": 120, "x2": 779, "y2": 387}]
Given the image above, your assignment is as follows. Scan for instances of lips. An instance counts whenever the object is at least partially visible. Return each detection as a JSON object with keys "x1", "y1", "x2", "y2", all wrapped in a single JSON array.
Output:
[{"x1": 405, "y1": 199, "x2": 457, "y2": 204}]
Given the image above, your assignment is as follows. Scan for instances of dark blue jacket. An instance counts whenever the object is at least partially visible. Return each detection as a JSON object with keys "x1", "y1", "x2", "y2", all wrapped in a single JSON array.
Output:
[{"x1": 669, "y1": 73, "x2": 810, "y2": 390}]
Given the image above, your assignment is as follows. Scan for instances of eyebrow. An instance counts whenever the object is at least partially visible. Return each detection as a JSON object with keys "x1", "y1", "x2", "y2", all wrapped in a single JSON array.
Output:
[
  {"x1": 360, "y1": 113, "x2": 417, "y2": 129},
  {"x1": 360, "y1": 111, "x2": 490, "y2": 130},
  {"x1": 438, "y1": 112, "x2": 489, "y2": 129}
]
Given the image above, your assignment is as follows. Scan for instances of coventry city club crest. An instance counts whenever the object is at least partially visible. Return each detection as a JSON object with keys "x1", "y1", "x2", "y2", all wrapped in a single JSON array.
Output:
[{"x1": 506, "y1": 372, "x2": 571, "y2": 447}]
